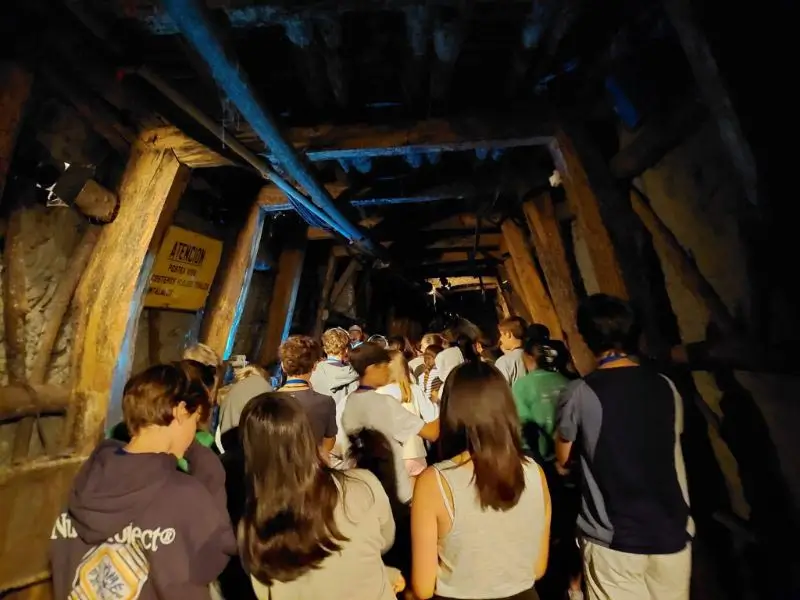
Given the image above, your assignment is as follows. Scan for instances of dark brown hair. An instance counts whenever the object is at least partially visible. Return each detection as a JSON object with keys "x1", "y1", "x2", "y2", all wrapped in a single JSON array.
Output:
[
  {"x1": 498, "y1": 316, "x2": 528, "y2": 340},
  {"x1": 122, "y1": 363, "x2": 211, "y2": 435},
  {"x1": 348, "y1": 342, "x2": 390, "y2": 377},
  {"x1": 279, "y1": 335, "x2": 321, "y2": 376},
  {"x1": 439, "y1": 361, "x2": 527, "y2": 510},
  {"x1": 238, "y1": 393, "x2": 348, "y2": 585}
]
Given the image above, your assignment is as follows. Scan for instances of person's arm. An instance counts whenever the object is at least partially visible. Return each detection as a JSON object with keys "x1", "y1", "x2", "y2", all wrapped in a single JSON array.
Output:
[
  {"x1": 534, "y1": 465, "x2": 552, "y2": 580},
  {"x1": 188, "y1": 490, "x2": 238, "y2": 583},
  {"x1": 184, "y1": 440, "x2": 228, "y2": 517},
  {"x1": 411, "y1": 467, "x2": 441, "y2": 599},
  {"x1": 322, "y1": 396, "x2": 338, "y2": 454},
  {"x1": 383, "y1": 395, "x2": 433, "y2": 443},
  {"x1": 554, "y1": 380, "x2": 585, "y2": 474},
  {"x1": 418, "y1": 419, "x2": 440, "y2": 442}
]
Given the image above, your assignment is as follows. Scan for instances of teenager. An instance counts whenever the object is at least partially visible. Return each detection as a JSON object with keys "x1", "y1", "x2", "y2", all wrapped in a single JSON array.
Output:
[
  {"x1": 276, "y1": 335, "x2": 337, "y2": 454},
  {"x1": 311, "y1": 327, "x2": 360, "y2": 465},
  {"x1": 409, "y1": 333, "x2": 446, "y2": 383},
  {"x1": 342, "y1": 342, "x2": 440, "y2": 505},
  {"x1": 376, "y1": 350, "x2": 432, "y2": 488},
  {"x1": 238, "y1": 393, "x2": 404, "y2": 600},
  {"x1": 411, "y1": 361, "x2": 551, "y2": 600},
  {"x1": 556, "y1": 294, "x2": 693, "y2": 600},
  {"x1": 51, "y1": 362, "x2": 236, "y2": 599},
  {"x1": 495, "y1": 317, "x2": 530, "y2": 386}
]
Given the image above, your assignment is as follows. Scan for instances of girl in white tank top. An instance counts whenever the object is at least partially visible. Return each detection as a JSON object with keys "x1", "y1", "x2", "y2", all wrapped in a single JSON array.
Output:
[{"x1": 410, "y1": 361, "x2": 551, "y2": 600}]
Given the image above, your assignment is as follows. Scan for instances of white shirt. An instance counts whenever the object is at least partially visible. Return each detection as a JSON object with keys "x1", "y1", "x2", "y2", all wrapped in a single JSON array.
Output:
[{"x1": 342, "y1": 389, "x2": 425, "y2": 503}]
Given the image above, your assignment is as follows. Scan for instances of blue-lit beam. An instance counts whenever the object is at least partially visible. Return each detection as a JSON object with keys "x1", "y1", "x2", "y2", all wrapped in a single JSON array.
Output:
[
  {"x1": 261, "y1": 190, "x2": 472, "y2": 213},
  {"x1": 297, "y1": 136, "x2": 553, "y2": 162},
  {"x1": 161, "y1": 0, "x2": 382, "y2": 258}
]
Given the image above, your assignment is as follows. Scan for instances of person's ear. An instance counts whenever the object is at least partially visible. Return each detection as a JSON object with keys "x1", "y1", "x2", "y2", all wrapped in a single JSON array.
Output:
[{"x1": 172, "y1": 401, "x2": 189, "y2": 423}]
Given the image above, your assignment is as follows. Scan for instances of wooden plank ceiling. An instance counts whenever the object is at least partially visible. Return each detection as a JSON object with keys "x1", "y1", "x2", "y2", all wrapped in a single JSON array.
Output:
[{"x1": 21, "y1": 0, "x2": 661, "y2": 282}]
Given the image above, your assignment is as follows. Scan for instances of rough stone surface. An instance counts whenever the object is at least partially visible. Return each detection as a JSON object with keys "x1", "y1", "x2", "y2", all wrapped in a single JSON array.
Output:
[{"x1": 0, "y1": 205, "x2": 87, "y2": 386}]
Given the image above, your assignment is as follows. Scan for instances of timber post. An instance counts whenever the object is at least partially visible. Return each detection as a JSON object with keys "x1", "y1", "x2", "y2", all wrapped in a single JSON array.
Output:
[
  {"x1": 500, "y1": 219, "x2": 562, "y2": 338},
  {"x1": 199, "y1": 198, "x2": 267, "y2": 359},
  {"x1": 68, "y1": 142, "x2": 190, "y2": 455},
  {"x1": 257, "y1": 227, "x2": 308, "y2": 366},
  {"x1": 522, "y1": 194, "x2": 594, "y2": 375},
  {"x1": 313, "y1": 250, "x2": 338, "y2": 338}
]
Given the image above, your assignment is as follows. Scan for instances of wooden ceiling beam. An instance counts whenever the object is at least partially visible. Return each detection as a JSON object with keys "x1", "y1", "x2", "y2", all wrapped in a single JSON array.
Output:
[
  {"x1": 144, "y1": 118, "x2": 552, "y2": 169},
  {"x1": 258, "y1": 181, "x2": 483, "y2": 212},
  {"x1": 236, "y1": 117, "x2": 552, "y2": 162}
]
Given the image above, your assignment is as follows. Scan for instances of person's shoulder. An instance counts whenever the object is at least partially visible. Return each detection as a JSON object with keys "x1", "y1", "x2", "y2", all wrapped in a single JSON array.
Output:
[
  {"x1": 560, "y1": 377, "x2": 592, "y2": 401},
  {"x1": 341, "y1": 469, "x2": 388, "y2": 504}
]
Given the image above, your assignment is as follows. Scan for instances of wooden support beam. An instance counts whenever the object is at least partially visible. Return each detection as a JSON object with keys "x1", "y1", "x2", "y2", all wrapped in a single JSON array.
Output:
[
  {"x1": 257, "y1": 230, "x2": 307, "y2": 366},
  {"x1": 314, "y1": 252, "x2": 338, "y2": 338},
  {"x1": 258, "y1": 181, "x2": 480, "y2": 212},
  {"x1": 200, "y1": 200, "x2": 266, "y2": 359},
  {"x1": 550, "y1": 130, "x2": 628, "y2": 299},
  {"x1": 498, "y1": 262, "x2": 532, "y2": 323},
  {"x1": 663, "y1": 0, "x2": 758, "y2": 205},
  {"x1": 428, "y1": 276, "x2": 498, "y2": 289},
  {"x1": 630, "y1": 187, "x2": 737, "y2": 334},
  {"x1": 501, "y1": 220, "x2": 562, "y2": 339},
  {"x1": 0, "y1": 385, "x2": 71, "y2": 422},
  {"x1": 0, "y1": 456, "x2": 85, "y2": 593},
  {"x1": 609, "y1": 98, "x2": 708, "y2": 179},
  {"x1": 69, "y1": 144, "x2": 190, "y2": 455},
  {"x1": 0, "y1": 63, "x2": 33, "y2": 204},
  {"x1": 235, "y1": 117, "x2": 553, "y2": 162},
  {"x1": 140, "y1": 126, "x2": 234, "y2": 168},
  {"x1": 522, "y1": 194, "x2": 594, "y2": 375},
  {"x1": 496, "y1": 286, "x2": 512, "y2": 318},
  {"x1": 552, "y1": 124, "x2": 676, "y2": 355},
  {"x1": 329, "y1": 259, "x2": 361, "y2": 309}
]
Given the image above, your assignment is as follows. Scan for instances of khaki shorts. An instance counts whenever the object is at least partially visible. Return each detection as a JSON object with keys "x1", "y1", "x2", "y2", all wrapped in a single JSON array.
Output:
[{"x1": 582, "y1": 539, "x2": 691, "y2": 600}]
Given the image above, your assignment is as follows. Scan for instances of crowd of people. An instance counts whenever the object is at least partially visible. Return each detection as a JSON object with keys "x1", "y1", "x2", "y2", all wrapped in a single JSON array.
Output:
[{"x1": 50, "y1": 293, "x2": 693, "y2": 600}]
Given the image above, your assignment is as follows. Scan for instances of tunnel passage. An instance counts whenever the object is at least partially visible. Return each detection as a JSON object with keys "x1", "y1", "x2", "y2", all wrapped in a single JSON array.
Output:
[{"x1": 1, "y1": 0, "x2": 799, "y2": 598}]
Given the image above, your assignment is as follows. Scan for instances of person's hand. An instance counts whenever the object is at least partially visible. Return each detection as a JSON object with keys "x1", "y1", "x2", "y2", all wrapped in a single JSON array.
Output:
[
  {"x1": 392, "y1": 573, "x2": 406, "y2": 593},
  {"x1": 385, "y1": 567, "x2": 406, "y2": 593}
]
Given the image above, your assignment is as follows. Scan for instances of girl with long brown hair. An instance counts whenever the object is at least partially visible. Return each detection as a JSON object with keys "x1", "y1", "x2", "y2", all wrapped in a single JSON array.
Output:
[
  {"x1": 238, "y1": 392, "x2": 404, "y2": 600},
  {"x1": 410, "y1": 361, "x2": 551, "y2": 600}
]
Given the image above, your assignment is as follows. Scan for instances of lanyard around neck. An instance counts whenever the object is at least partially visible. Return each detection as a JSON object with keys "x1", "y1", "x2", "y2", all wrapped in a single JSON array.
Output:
[{"x1": 284, "y1": 378, "x2": 309, "y2": 386}]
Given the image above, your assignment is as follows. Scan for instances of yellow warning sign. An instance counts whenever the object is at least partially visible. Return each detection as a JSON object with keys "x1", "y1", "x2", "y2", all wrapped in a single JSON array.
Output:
[{"x1": 145, "y1": 226, "x2": 223, "y2": 311}]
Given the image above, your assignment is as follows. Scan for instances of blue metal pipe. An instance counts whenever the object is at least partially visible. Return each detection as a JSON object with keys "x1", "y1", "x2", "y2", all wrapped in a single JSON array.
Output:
[{"x1": 161, "y1": 0, "x2": 379, "y2": 255}]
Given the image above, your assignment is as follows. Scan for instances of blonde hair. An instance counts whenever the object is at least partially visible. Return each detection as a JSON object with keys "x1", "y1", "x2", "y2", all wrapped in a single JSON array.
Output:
[
  {"x1": 322, "y1": 328, "x2": 350, "y2": 356},
  {"x1": 182, "y1": 343, "x2": 221, "y2": 367},
  {"x1": 217, "y1": 364, "x2": 269, "y2": 404},
  {"x1": 419, "y1": 333, "x2": 445, "y2": 353},
  {"x1": 387, "y1": 350, "x2": 413, "y2": 403}
]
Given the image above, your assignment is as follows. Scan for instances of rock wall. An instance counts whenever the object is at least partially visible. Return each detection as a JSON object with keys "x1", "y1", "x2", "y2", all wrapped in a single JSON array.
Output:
[
  {"x1": 0, "y1": 204, "x2": 87, "y2": 386},
  {"x1": 566, "y1": 119, "x2": 800, "y2": 527}
]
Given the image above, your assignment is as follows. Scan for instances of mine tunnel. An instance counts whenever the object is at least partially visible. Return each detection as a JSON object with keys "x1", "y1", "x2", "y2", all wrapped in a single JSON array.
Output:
[{"x1": 0, "y1": 0, "x2": 797, "y2": 598}]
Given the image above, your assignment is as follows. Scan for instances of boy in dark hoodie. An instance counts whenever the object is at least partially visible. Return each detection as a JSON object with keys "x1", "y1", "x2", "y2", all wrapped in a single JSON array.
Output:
[{"x1": 51, "y1": 362, "x2": 236, "y2": 599}]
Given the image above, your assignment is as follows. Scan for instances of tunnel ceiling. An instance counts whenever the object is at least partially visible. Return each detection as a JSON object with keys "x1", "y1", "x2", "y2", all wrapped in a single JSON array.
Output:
[{"x1": 12, "y1": 0, "x2": 691, "y2": 286}]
